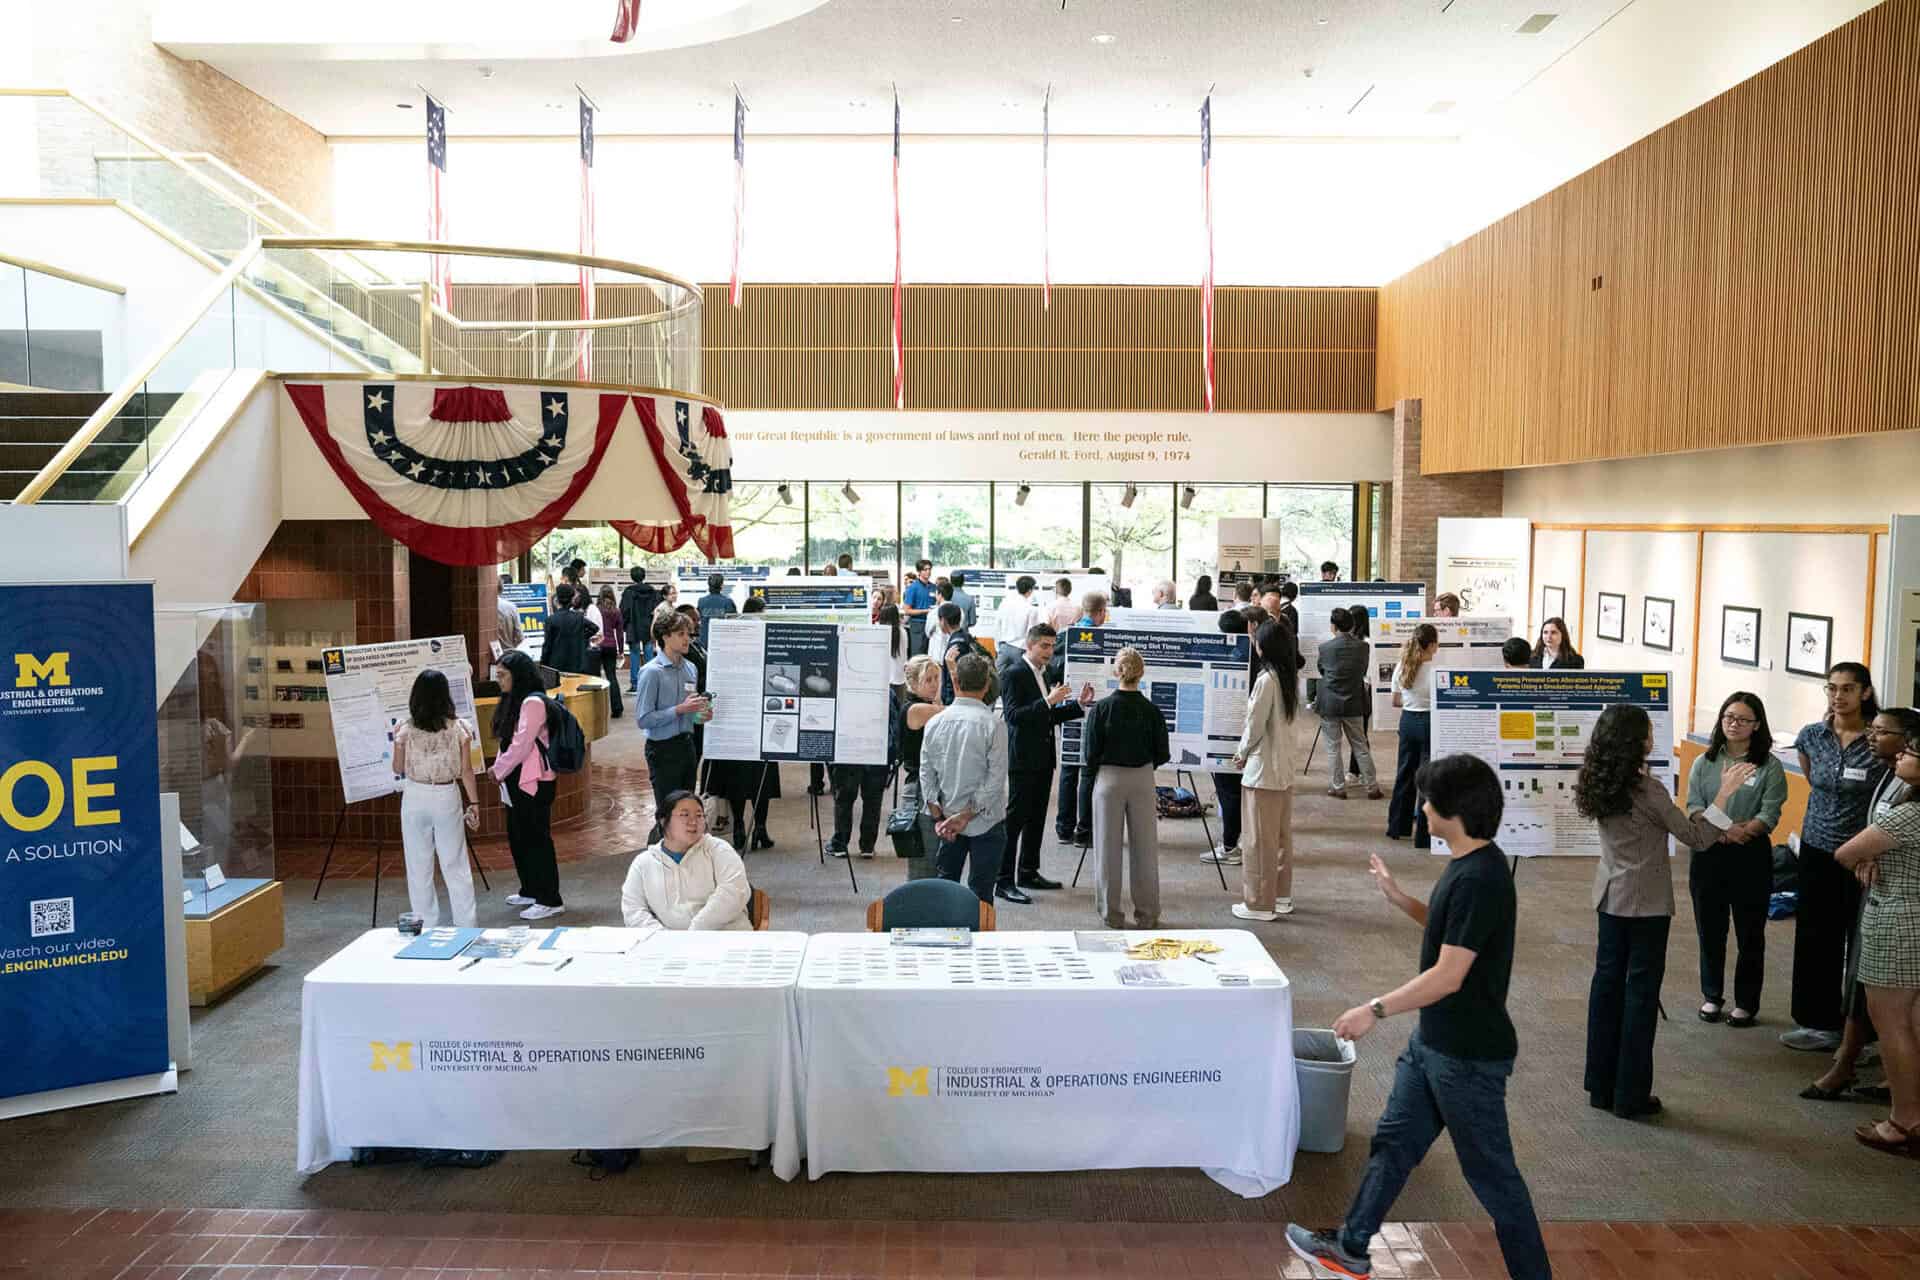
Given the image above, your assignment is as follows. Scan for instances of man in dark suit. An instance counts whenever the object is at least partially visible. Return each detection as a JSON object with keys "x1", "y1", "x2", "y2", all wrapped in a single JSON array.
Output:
[
  {"x1": 1315, "y1": 606, "x2": 1380, "y2": 799},
  {"x1": 997, "y1": 622, "x2": 1084, "y2": 904}
]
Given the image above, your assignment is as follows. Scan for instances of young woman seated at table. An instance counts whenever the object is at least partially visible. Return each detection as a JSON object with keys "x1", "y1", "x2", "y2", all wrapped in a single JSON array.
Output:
[{"x1": 621, "y1": 790, "x2": 752, "y2": 931}]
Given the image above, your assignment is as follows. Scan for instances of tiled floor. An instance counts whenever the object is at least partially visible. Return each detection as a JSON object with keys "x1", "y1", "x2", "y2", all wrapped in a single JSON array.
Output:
[{"x1": 5, "y1": 1209, "x2": 1919, "y2": 1280}]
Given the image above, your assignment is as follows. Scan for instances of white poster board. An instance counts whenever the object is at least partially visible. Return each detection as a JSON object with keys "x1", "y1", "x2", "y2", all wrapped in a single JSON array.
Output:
[
  {"x1": 949, "y1": 569, "x2": 1106, "y2": 639},
  {"x1": 676, "y1": 563, "x2": 773, "y2": 606},
  {"x1": 1429, "y1": 668, "x2": 1675, "y2": 857},
  {"x1": 1436, "y1": 517, "x2": 1532, "y2": 624},
  {"x1": 748, "y1": 578, "x2": 870, "y2": 617},
  {"x1": 320, "y1": 636, "x2": 479, "y2": 804},
  {"x1": 1058, "y1": 624, "x2": 1251, "y2": 771},
  {"x1": 1370, "y1": 615, "x2": 1513, "y2": 728},
  {"x1": 703, "y1": 619, "x2": 891, "y2": 765},
  {"x1": 1215, "y1": 517, "x2": 1283, "y2": 590},
  {"x1": 1295, "y1": 581, "x2": 1426, "y2": 669}
]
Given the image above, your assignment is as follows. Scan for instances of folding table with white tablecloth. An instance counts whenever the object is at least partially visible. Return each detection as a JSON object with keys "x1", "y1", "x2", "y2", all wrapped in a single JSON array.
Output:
[
  {"x1": 296, "y1": 929, "x2": 807, "y2": 1177},
  {"x1": 797, "y1": 929, "x2": 1299, "y2": 1196}
]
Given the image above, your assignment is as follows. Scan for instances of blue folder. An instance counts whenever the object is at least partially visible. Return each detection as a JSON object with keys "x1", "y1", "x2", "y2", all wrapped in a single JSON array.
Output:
[{"x1": 394, "y1": 927, "x2": 482, "y2": 960}]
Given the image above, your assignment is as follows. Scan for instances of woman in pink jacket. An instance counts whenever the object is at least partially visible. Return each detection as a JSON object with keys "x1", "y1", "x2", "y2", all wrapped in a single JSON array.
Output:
[{"x1": 489, "y1": 649, "x2": 563, "y2": 920}]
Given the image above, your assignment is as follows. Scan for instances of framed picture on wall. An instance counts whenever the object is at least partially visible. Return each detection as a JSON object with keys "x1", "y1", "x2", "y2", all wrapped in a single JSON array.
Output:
[
  {"x1": 1721, "y1": 605, "x2": 1762, "y2": 668},
  {"x1": 1542, "y1": 585, "x2": 1566, "y2": 624},
  {"x1": 1595, "y1": 591, "x2": 1626, "y2": 642},
  {"x1": 1785, "y1": 611, "x2": 1833, "y2": 678},
  {"x1": 1643, "y1": 596, "x2": 1676, "y2": 652}
]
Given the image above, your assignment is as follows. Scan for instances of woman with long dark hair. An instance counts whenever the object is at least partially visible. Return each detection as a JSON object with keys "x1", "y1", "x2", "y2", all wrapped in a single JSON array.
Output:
[
  {"x1": 1386, "y1": 624, "x2": 1439, "y2": 848},
  {"x1": 488, "y1": 649, "x2": 563, "y2": 919},
  {"x1": 1575, "y1": 704, "x2": 1750, "y2": 1118},
  {"x1": 1686, "y1": 692, "x2": 1787, "y2": 1027},
  {"x1": 1231, "y1": 619, "x2": 1301, "y2": 921},
  {"x1": 1188, "y1": 575, "x2": 1218, "y2": 611},
  {"x1": 879, "y1": 603, "x2": 907, "y2": 703},
  {"x1": 1529, "y1": 617, "x2": 1583, "y2": 670},
  {"x1": 391, "y1": 668, "x2": 480, "y2": 927}
]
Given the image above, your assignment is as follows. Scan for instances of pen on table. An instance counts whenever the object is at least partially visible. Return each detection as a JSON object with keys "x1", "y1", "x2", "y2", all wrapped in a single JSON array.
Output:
[
  {"x1": 458, "y1": 956, "x2": 482, "y2": 971},
  {"x1": 555, "y1": 956, "x2": 574, "y2": 972}
]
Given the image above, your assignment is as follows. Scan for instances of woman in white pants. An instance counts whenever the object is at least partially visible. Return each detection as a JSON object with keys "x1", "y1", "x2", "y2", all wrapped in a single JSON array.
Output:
[
  {"x1": 1084, "y1": 648, "x2": 1171, "y2": 928},
  {"x1": 391, "y1": 669, "x2": 481, "y2": 927}
]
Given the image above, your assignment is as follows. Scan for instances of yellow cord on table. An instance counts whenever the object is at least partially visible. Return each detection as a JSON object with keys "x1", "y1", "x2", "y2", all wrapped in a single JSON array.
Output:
[{"x1": 1125, "y1": 938, "x2": 1223, "y2": 961}]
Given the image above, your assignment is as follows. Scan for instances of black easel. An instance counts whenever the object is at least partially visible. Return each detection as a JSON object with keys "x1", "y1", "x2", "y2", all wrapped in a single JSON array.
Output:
[
  {"x1": 313, "y1": 795, "x2": 491, "y2": 927},
  {"x1": 1178, "y1": 768, "x2": 1231, "y2": 893},
  {"x1": 812, "y1": 772, "x2": 859, "y2": 893}
]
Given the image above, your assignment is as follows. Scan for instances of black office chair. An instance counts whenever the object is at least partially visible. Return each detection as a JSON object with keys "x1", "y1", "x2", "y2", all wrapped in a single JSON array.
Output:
[{"x1": 864, "y1": 879, "x2": 995, "y2": 932}]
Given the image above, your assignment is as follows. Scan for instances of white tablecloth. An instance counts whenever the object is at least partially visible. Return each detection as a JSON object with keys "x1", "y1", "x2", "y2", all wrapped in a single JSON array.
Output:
[
  {"x1": 297, "y1": 929, "x2": 807, "y2": 1178},
  {"x1": 797, "y1": 929, "x2": 1298, "y2": 1196}
]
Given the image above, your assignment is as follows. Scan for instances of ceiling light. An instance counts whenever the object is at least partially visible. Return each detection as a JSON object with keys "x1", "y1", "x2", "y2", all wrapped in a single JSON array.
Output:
[
  {"x1": 477, "y1": 66, "x2": 495, "y2": 79},
  {"x1": 777, "y1": 484, "x2": 794, "y2": 506},
  {"x1": 1180, "y1": 485, "x2": 1196, "y2": 510},
  {"x1": 1316, "y1": 16, "x2": 1328, "y2": 24},
  {"x1": 1091, "y1": 33, "x2": 1116, "y2": 45},
  {"x1": 950, "y1": 14, "x2": 963, "y2": 22},
  {"x1": 841, "y1": 482, "x2": 861, "y2": 505},
  {"x1": 1120, "y1": 483, "x2": 1138, "y2": 509},
  {"x1": 1515, "y1": 13, "x2": 1558, "y2": 34},
  {"x1": 1015, "y1": 484, "x2": 1031, "y2": 507}
]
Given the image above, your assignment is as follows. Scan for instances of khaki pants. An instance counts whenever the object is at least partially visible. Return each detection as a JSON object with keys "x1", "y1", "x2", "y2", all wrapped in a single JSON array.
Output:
[
  {"x1": 1092, "y1": 764, "x2": 1160, "y2": 927},
  {"x1": 1244, "y1": 786, "x2": 1294, "y2": 911}
]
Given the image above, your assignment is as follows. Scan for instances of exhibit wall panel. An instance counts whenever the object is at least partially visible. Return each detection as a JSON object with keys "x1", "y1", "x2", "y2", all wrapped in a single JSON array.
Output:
[
  {"x1": 1529, "y1": 527, "x2": 1585, "y2": 645},
  {"x1": 1581, "y1": 530, "x2": 1697, "y2": 746}
]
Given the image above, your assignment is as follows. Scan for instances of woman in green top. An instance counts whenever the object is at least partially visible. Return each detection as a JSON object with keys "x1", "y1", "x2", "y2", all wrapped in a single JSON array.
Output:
[{"x1": 1687, "y1": 692, "x2": 1789, "y2": 1027}]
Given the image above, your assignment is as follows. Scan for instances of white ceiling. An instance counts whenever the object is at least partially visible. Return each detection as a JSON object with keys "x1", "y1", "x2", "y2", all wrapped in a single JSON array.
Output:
[{"x1": 157, "y1": 0, "x2": 1640, "y2": 139}]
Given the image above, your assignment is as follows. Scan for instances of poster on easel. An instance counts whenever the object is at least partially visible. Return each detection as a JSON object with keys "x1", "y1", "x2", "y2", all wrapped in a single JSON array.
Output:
[
  {"x1": 1429, "y1": 668, "x2": 1673, "y2": 858},
  {"x1": 1436, "y1": 517, "x2": 1531, "y2": 624},
  {"x1": 499, "y1": 583, "x2": 548, "y2": 657},
  {"x1": 1295, "y1": 581, "x2": 1426, "y2": 669},
  {"x1": 1058, "y1": 624, "x2": 1251, "y2": 771},
  {"x1": 1370, "y1": 615, "x2": 1513, "y2": 728},
  {"x1": 747, "y1": 579, "x2": 869, "y2": 616},
  {"x1": 703, "y1": 619, "x2": 890, "y2": 764},
  {"x1": 320, "y1": 636, "x2": 479, "y2": 804}
]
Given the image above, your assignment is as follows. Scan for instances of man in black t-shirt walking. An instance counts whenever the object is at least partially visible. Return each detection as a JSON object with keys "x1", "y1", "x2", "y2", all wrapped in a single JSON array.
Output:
[{"x1": 1287, "y1": 753, "x2": 1551, "y2": 1280}]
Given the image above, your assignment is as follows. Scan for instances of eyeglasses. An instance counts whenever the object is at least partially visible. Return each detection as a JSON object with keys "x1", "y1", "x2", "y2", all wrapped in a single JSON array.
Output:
[{"x1": 1720, "y1": 714, "x2": 1757, "y2": 727}]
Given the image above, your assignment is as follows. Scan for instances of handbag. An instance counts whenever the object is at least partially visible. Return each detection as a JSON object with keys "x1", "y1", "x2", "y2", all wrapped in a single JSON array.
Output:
[{"x1": 886, "y1": 805, "x2": 927, "y2": 859}]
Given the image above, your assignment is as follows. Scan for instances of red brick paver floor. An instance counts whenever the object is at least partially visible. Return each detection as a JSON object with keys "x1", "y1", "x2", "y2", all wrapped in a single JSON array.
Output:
[{"x1": 4, "y1": 1209, "x2": 1917, "y2": 1279}]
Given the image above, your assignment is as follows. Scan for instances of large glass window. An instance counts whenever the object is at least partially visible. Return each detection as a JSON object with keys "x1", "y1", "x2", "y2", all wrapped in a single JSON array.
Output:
[
  {"x1": 724, "y1": 482, "x2": 807, "y2": 571},
  {"x1": 993, "y1": 483, "x2": 1083, "y2": 570},
  {"x1": 1174, "y1": 484, "x2": 1265, "y2": 593},
  {"x1": 807, "y1": 481, "x2": 899, "y2": 579},
  {"x1": 1268, "y1": 484, "x2": 1355, "y2": 582},
  {"x1": 901, "y1": 483, "x2": 990, "y2": 571},
  {"x1": 1089, "y1": 483, "x2": 1173, "y2": 600}
]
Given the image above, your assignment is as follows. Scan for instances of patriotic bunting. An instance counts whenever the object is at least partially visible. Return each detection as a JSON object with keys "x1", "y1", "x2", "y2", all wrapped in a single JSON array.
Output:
[
  {"x1": 609, "y1": 395, "x2": 735, "y2": 559},
  {"x1": 610, "y1": 0, "x2": 641, "y2": 43}
]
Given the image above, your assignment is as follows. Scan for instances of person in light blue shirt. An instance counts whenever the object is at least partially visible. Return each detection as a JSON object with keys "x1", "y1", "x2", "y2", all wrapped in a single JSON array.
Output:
[
  {"x1": 634, "y1": 611, "x2": 709, "y2": 842},
  {"x1": 920, "y1": 653, "x2": 1010, "y2": 903}
]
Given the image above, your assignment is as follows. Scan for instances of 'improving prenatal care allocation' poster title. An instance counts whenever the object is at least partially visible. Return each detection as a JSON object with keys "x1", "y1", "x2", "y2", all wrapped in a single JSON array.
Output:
[{"x1": 0, "y1": 582, "x2": 167, "y2": 1101}]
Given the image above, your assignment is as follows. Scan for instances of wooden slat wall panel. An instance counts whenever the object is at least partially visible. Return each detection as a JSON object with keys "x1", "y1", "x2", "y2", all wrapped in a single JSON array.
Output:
[{"x1": 1377, "y1": 0, "x2": 1920, "y2": 473}]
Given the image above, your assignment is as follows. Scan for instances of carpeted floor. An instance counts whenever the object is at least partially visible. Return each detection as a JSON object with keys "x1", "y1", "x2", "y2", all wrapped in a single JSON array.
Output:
[{"x1": 2, "y1": 721, "x2": 1913, "y2": 1226}]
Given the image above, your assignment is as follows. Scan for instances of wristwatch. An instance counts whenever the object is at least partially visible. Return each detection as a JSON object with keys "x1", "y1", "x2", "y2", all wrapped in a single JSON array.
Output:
[{"x1": 1369, "y1": 998, "x2": 1389, "y2": 1020}]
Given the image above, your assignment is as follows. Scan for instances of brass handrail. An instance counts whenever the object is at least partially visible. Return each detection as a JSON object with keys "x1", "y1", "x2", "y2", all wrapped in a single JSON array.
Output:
[
  {"x1": 0, "y1": 250, "x2": 125, "y2": 295},
  {"x1": 259, "y1": 237, "x2": 705, "y2": 305}
]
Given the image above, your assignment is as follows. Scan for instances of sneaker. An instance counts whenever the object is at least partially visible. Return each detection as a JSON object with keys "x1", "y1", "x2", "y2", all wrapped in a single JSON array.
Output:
[
  {"x1": 1201, "y1": 846, "x2": 1242, "y2": 865},
  {"x1": 1779, "y1": 1027, "x2": 1843, "y2": 1052},
  {"x1": 504, "y1": 894, "x2": 535, "y2": 907},
  {"x1": 1273, "y1": 897, "x2": 1295, "y2": 915},
  {"x1": 1232, "y1": 903, "x2": 1279, "y2": 923},
  {"x1": 518, "y1": 903, "x2": 566, "y2": 921},
  {"x1": 857, "y1": 848, "x2": 877, "y2": 859},
  {"x1": 1284, "y1": 1225, "x2": 1371, "y2": 1279}
]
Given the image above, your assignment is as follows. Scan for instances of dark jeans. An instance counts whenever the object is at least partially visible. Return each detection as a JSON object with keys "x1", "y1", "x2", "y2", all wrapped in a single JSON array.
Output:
[
  {"x1": 1054, "y1": 764, "x2": 1094, "y2": 840},
  {"x1": 1386, "y1": 710, "x2": 1431, "y2": 845},
  {"x1": 1585, "y1": 911, "x2": 1670, "y2": 1110},
  {"x1": 907, "y1": 623, "x2": 930, "y2": 658},
  {"x1": 643, "y1": 733, "x2": 699, "y2": 842},
  {"x1": 1790, "y1": 842, "x2": 1858, "y2": 1033},
  {"x1": 830, "y1": 764, "x2": 889, "y2": 852},
  {"x1": 1690, "y1": 836, "x2": 1771, "y2": 1011},
  {"x1": 627, "y1": 641, "x2": 650, "y2": 691},
  {"x1": 1342, "y1": 1032, "x2": 1550, "y2": 1280},
  {"x1": 503, "y1": 778, "x2": 561, "y2": 907},
  {"x1": 1213, "y1": 771, "x2": 1242, "y2": 849},
  {"x1": 594, "y1": 648, "x2": 624, "y2": 716},
  {"x1": 936, "y1": 820, "x2": 1007, "y2": 903},
  {"x1": 1002, "y1": 764, "x2": 1055, "y2": 885}
]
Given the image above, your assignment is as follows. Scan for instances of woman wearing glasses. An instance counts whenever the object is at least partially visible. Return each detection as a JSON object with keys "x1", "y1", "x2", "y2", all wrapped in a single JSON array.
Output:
[{"x1": 1686, "y1": 693, "x2": 1787, "y2": 1028}]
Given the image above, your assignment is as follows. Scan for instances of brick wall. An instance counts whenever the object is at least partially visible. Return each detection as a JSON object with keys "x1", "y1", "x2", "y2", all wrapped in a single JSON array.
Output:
[{"x1": 1387, "y1": 398, "x2": 1505, "y2": 596}]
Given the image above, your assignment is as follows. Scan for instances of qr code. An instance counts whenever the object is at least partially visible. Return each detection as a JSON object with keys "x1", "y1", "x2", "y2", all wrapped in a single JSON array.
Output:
[{"x1": 31, "y1": 897, "x2": 75, "y2": 938}]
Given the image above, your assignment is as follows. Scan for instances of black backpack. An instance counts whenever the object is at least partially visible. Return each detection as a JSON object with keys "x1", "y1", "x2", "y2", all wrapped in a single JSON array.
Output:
[{"x1": 538, "y1": 695, "x2": 589, "y2": 774}]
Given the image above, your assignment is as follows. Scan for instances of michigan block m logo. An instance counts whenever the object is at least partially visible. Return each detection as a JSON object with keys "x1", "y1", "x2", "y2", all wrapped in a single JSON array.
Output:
[
  {"x1": 369, "y1": 1041, "x2": 415, "y2": 1072},
  {"x1": 14, "y1": 653, "x2": 70, "y2": 688},
  {"x1": 886, "y1": 1066, "x2": 929, "y2": 1097}
]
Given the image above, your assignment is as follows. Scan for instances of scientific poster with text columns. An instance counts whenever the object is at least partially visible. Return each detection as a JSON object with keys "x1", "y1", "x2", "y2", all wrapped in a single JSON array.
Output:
[
  {"x1": 704, "y1": 620, "x2": 891, "y2": 765},
  {"x1": 1059, "y1": 626, "x2": 1250, "y2": 771}
]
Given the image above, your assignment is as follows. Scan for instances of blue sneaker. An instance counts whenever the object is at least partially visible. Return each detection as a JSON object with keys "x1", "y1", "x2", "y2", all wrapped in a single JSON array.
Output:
[{"x1": 1285, "y1": 1224, "x2": 1371, "y2": 1278}]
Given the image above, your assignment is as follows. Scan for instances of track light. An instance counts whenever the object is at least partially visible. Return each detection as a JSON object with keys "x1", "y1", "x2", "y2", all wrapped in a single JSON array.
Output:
[
  {"x1": 1180, "y1": 485, "x2": 1196, "y2": 510},
  {"x1": 1015, "y1": 484, "x2": 1031, "y2": 507},
  {"x1": 777, "y1": 483, "x2": 793, "y2": 506},
  {"x1": 1120, "y1": 482, "x2": 1138, "y2": 509},
  {"x1": 841, "y1": 481, "x2": 861, "y2": 504}
]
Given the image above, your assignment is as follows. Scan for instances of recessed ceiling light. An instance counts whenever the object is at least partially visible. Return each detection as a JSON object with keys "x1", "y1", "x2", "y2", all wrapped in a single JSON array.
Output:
[
  {"x1": 1091, "y1": 32, "x2": 1116, "y2": 44},
  {"x1": 949, "y1": 14, "x2": 963, "y2": 22},
  {"x1": 1515, "y1": 12, "x2": 1558, "y2": 34},
  {"x1": 1316, "y1": 16, "x2": 1328, "y2": 24},
  {"x1": 477, "y1": 66, "x2": 494, "y2": 79}
]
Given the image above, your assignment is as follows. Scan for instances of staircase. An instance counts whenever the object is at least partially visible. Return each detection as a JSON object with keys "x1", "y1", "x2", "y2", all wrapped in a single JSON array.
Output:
[{"x1": 0, "y1": 389, "x2": 185, "y2": 502}]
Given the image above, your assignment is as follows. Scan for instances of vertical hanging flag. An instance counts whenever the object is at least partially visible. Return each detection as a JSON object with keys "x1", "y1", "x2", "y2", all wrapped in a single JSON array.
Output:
[
  {"x1": 729, "y1": 90, "x2": 746, "y2": 309},
  {"x1": 1042, "y1": 88, "x2": 1051, "y2": 312},
  {"x1": 610, "y1": 0, "x2": 642, "y2": 43},
  {"x1": 891, "y1": 91, "x2": 904, "y2": 410},
  {"x1": 577, "y1": 93, "x2": 595, "y2": 379},
  {"x1": 1200, "y1": 95, "x2": 1215, "y2": 413},
  {"x1": 426, "y1": 95, "x2": 451, "y2": 309}
]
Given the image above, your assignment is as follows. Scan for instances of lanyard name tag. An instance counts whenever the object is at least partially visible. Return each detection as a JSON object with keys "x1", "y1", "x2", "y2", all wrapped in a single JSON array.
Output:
[
  {"x1": 1877, "y1": 802, "x2": 1893, "y2": 819},
  {"x1": 1842, "y1": 767, "x2": 1869, "y2": 782},
  {"x1": 1743, "y1": 773, "x2": 1759, "y2": 788}
]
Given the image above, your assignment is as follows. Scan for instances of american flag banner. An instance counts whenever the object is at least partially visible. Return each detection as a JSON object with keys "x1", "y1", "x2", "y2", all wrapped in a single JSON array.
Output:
[
  {"x1": 1042, "y1": 88, "x2": 1051, "y2": 312},
  {"x1": 729, "y1": 90, "x2": 746, "y2": 308},
  {"x1": 609, "y1": 0, "x2": 641, "y2": 43},
  {"x1": 1200, "y1": 95, "x2": 1215, "y2": 413},
  {"x1": 426, "y1": 95, "x2": 451, "y2": 308},
  {"x1": 609, "y1": 395, "x2": 736, "y2": 557},
  {"x1": 891, "y1": 91, "x2": 904, "y2": 409},
  {"x1": 577, "y1": 94, "x2": 596, "y2": 379}
]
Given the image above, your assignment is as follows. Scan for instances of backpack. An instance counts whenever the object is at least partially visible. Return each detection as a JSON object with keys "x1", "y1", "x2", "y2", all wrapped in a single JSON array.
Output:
[
  {"x1": 538, "y1": 695, "x2": 588, "y2": 774},
  {"x1": 1155, "y1": 785, "x2": 1203, "y2": 819}
]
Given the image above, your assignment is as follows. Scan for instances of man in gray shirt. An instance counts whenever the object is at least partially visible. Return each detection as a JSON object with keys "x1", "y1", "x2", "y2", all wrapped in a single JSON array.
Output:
[
  {"x1": 948, "y1": 572, "x2": 979, "y2": 629},
  {"x1": 1315, "y1": 607, "x2": 1380, "y2": 798},
  {"x1": 919, "y1": 653, "x2": 1009, "y2": 902}
]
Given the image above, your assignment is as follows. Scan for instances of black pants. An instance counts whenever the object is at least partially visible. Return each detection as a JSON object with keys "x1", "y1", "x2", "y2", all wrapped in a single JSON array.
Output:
[
  {"x1": 1002, "y1": 765, "x2": 1055, "y2": 885},
  {"x1": 830, "y1": 764, "x2": 889, "y2": 852},
  {"x1": 644, "y1": 734, "x2": 699, "y2": 842},
  {"x1": 1690, "y1": 836, "x2": 1771, "y2": 1011},
  {"x1": 503, "y1": 778, "x2": 561, "y2": 907},
  {"x1": 1054, "y1": 764, "x2": 1094, "y2": 840},
  {"x1": 594, "y1": 648, "x2": 624, "y2": 717},
  {"x1": 808, "y1": 762, "x2": 827, "y2": 794},
  {"x1": 1791, "y1": 842, "x2": 1858, "y2": 1033},
  {"x1": 1585, "y1": 910, "x2": 1670, "y2": 1111},
  {"x1": 1386, "y1": 710, "x2": 1430, "y2": 846},
  {"x1": 731, "y1": 793, "x2": 772, "y2": 845},
  {"x1": 1213, "y1": 771, "x2": 1242, "y2": 849}
]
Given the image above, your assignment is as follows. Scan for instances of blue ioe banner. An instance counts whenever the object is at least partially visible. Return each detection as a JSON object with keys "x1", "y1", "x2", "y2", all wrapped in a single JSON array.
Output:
[{"x1": 0, "y1": 582, "x2": 167, "y2": 1100}]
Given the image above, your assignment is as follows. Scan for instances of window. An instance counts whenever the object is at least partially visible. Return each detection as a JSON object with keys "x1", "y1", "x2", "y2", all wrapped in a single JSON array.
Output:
[
  {"x1": 1267, "y1": 484, "x2": 1355, "y2": 582},
  {"x1": 1088, "y1": 483, "x2": 1173, "y2": 599},
  {"x1": 807, "y1": 481, "x2": 899, "y2": 579},
  {"x1": 993, "y1": 483, "x2": 1082, "y2": 570},
  {"x1": 1174, "y1": 485, "x2": 1264, "y2": 594},
  {"x1": 901, "y1": 483, "x2": 990, "y2": 571},
  {"x1": 724, "y1": 482, "x2": 806, "y2": 571}
]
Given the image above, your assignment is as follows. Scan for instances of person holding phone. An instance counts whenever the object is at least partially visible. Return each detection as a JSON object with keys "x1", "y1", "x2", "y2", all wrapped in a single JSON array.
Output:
[{"x1": 635, "y1": 610, "x2": 712, "y2": 844}]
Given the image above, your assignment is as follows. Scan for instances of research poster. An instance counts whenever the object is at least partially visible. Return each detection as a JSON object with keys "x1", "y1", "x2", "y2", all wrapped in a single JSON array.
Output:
[
  {"x1": 499, "y1": 583, "x2": 548, "y2": 655},
  {"x1": 1215, "y1": 517, "x2": 1284, "y2": 590},
  {"x1": 1058, "y1": 625, "x2": 1251, "y2": 771},
  {"x1": 1370, "y1": 615, "x2": 1513, "y2": 729},
  {"x1": 321, "y1": 636, "x2": 480, "y2": 805},
  {"x1": 946, "y1": 569, "x2": 1107, "y2": 639},
  {"x1": 704, "y1": 620, "x2": 891, "y2": 764},
  {"x1": 0, "y1": 581, "x2": 168, "y2": 1103},
  {"x1": 1295, "y1": 581, "x2": 1426, "y2": 669},
  {"x1": 675, "y1": 564, "x2": 771, "y2": 606},
  {"x1": 1435, "y1": 517, "x2": 1531, "y2": 625},
  {"x1": 747, "y1": 579, "x2": 870, "y2": 615},
  {"x1": 1430, "y1": 668, "x2": 1674, "y2": 858}
]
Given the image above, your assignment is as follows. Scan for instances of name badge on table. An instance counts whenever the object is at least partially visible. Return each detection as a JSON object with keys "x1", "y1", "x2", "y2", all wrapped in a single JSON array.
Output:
[{"x1": 1842, "y1": 767, "x2": 1869, "y2": 782}]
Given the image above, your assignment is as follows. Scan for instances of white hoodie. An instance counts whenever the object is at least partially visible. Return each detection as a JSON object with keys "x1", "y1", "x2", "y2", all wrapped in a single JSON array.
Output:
[{"x1": 620, "y1": 834, "x2": 752, "y2": 931}]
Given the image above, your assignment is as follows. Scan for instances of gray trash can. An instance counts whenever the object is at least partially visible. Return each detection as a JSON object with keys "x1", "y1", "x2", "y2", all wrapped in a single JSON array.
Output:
[{"x1": 1293, "y1": 1029, "x2": 1357, "y2": 1154}]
